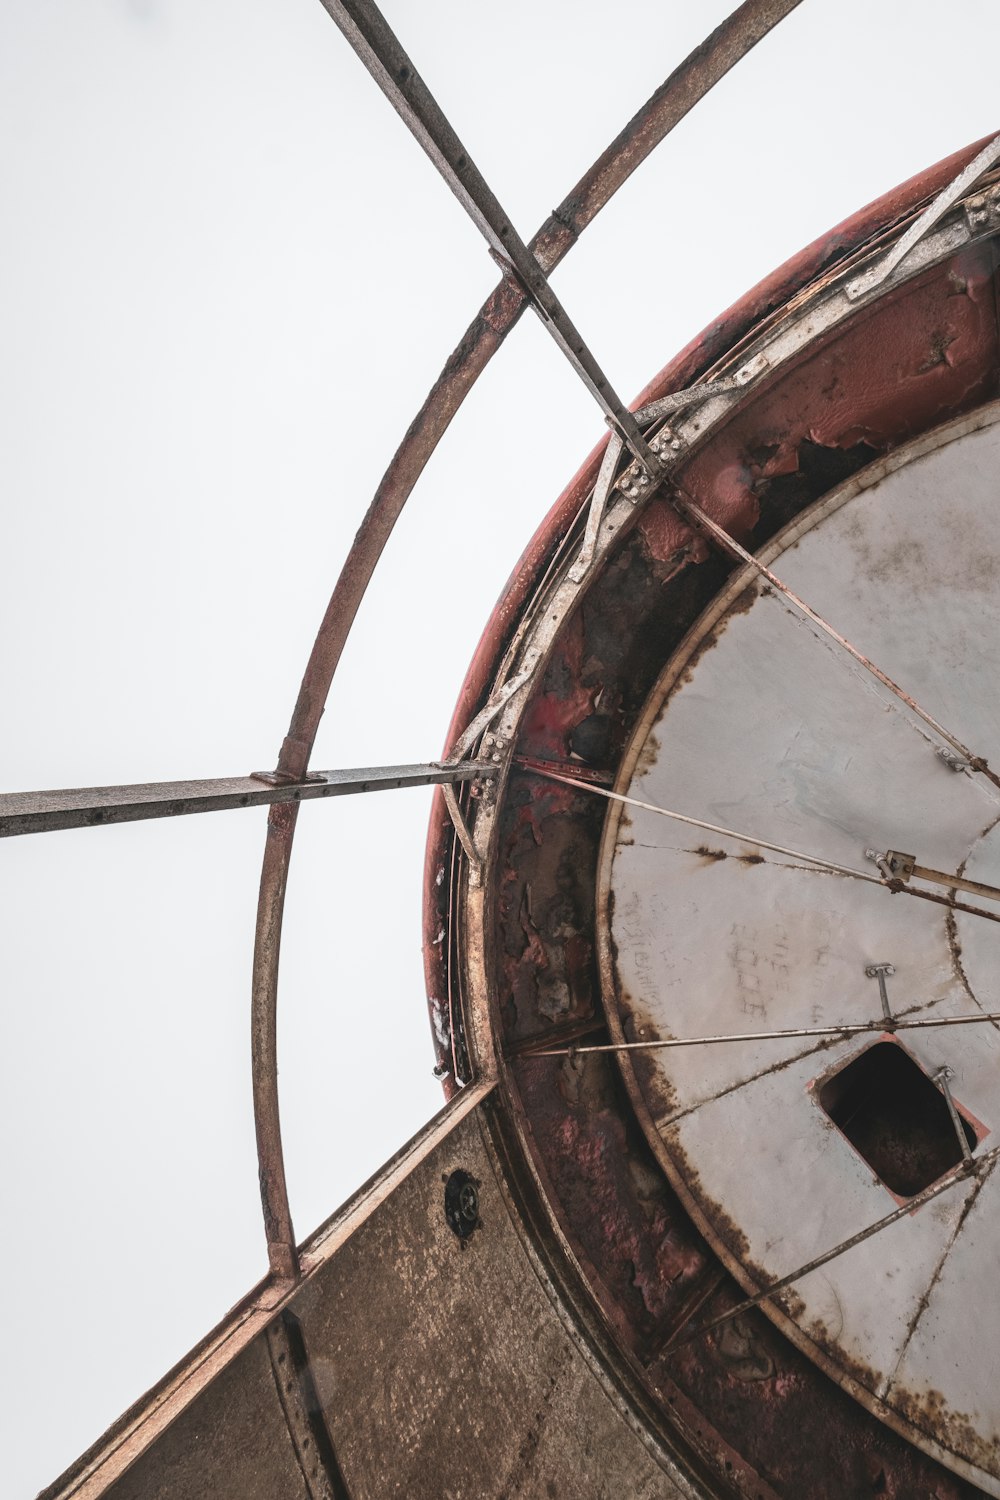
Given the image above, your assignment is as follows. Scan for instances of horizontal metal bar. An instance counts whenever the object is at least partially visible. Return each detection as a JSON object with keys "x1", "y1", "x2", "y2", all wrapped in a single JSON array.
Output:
[
  {"x1": 319, "y1": 0, "x2": 663, "y2": 471},
  {"x1": 523, "y1": 1010, "x2": 1000, "y2": 1058},
  {"x1": 0, "y1": 762, "x2": 491, "y2": 838},
  {"x1": 912, "y1": 861, "x2": 1000, "y2": 906}
]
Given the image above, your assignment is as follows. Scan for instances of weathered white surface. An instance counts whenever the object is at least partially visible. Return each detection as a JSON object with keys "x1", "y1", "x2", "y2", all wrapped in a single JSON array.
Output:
[{"x1": 606, "y1": 413, "x2": 1000, "y2": 1490}]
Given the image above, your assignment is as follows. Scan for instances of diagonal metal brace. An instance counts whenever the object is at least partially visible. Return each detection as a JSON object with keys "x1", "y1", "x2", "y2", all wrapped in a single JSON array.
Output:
[
  {"x1": 318, "y1": 0, "x2": 663, "y2": 474},
  {"x1": 568, "y1": 433, "x2": 625, "y2": 582},
  {"x1": 847, "y1": 132, "x2": 1000, "y2": 300},
  {"x1": 449, "y1": 652, "x2": 540, "y2": 763}
]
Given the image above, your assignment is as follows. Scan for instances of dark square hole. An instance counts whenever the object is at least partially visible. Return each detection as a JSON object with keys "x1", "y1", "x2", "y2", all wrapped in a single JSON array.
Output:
[{"x1": 818, "y1": 1041, "x2": 975, "y2": 1197}]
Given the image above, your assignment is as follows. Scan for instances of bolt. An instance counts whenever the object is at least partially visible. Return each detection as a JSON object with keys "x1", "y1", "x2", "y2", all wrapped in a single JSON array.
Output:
[
  {"x1": 865, "y1": 848, "x2": 894, "y2": 880},
  {"x1": 458, "y1": 1182, "x2": 479, "y2": 1222},
  {"x1": 937, "y1": 747, "x2": 969, "y2": 772}
]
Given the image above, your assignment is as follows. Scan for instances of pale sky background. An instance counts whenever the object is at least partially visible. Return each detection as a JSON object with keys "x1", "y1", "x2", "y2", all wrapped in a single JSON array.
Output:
[{"x1": 2, "y1": 2, "x2": 999, "y2": 1494}]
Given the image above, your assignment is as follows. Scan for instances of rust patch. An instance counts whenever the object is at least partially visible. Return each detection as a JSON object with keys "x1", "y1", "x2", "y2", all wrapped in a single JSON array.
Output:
[
  {"x1": 677, "y1": 584, "x2": 762, "y2": 686},
  {"x1": 688, "y1": 845, "x2": 765, "y2": 867},
  {"x1": 890, "y1": 1385, "x2": 1000, "y2": 1477}
]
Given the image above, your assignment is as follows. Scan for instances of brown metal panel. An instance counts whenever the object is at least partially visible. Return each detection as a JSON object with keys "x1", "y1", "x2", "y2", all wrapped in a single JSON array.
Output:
[
  {"x1": 288, "y1": 1104, "x2": 697, "y2": 1500},
  {"x1": 100, "y1": 1339, "x2": 311, "y2": 1500},
  {"x1": 47, "y1": 1093, "x2": 703, "y2": 1499}
]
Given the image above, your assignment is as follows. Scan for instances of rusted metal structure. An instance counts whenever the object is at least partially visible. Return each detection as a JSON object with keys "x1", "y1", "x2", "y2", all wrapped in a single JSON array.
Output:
[{"x1": 18, "y1": 1, "x2": 1000, "y2": 1494}]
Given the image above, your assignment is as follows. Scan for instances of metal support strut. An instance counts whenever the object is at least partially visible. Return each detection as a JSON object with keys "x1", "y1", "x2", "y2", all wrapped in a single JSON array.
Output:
[{"x1": 866, "y1": 963, "x2": 896, "y2": 1028}]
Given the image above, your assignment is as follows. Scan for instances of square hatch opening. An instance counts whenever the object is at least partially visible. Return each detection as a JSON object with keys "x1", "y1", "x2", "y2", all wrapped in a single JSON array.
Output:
[{"x1": 818, "y1": 1041, "x2": 975, "y2": 1197}]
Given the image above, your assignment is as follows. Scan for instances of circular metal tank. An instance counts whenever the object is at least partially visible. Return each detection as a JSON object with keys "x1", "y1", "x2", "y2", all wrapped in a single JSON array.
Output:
[{"x1": 426, "y1": 141, "x2": 1000, "y2": 1498}]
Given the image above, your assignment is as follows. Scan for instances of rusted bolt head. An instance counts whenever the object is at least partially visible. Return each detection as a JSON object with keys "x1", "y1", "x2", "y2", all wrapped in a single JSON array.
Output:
[{"x1": 444, "y1": 1169, "x2": 481, "y2": 1241}]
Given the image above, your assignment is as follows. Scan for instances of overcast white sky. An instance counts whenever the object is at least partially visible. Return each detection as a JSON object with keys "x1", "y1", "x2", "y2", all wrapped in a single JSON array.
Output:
[{"x1": 3, "y1": 2, "x2": 999, "y2": 1494}]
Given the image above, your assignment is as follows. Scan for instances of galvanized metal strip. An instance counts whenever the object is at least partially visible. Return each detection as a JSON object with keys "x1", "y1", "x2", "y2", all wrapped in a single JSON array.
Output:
[
  {"x1": 448, "y1": 654, "x2": 541, "y2": 765},
  {"x1": 568, "y1": 433, "x2": 625, "y2": 582},
  {"x1": 0, "y1": 762, "x2": 491, "y2": 838}
]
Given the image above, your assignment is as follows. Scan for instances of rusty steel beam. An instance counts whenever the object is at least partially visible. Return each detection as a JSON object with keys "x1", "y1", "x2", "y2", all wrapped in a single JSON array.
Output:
[
  {"x1": 252, "y1": 0, "x2": 804, "y2": 1280},
  {"x1": 0, "y1": 763, "x2": 490, "y2": 839}
]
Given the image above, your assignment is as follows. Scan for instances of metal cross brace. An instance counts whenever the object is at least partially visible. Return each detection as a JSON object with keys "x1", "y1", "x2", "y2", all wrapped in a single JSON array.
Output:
[{"x1": 317, "y1": 0, "x2": 664, "y2": 475}]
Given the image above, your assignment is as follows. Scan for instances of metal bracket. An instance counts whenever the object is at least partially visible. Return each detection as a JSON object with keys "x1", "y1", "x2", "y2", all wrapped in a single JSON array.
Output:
[
  {"x1": 449, "y1": 650, "x2": 540, "y2": 763},
  {"x1": 616, "y1": 428, "x2": 682, "y2": 502},
  {"x1": 964, "y1": 181, "x2": 1000, "y2": 235},
  {"x1": 934, "y1": 1066, "x2": 974, "y2": 1167},
  {"x1": 884, "y1": 849, "x2": 916, "y2": 881},
  {"x1": 865, "y1": 847, "x2": 915, "y2": 882},
  {"x1": 635, "y1": 351, "x2": 770, "y2": 424}
]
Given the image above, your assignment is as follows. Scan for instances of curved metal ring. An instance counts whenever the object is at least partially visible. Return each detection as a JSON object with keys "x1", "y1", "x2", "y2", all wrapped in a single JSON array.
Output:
[{"x1": 250, "y1": 0, "x2": 804, "y2": 1280}]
